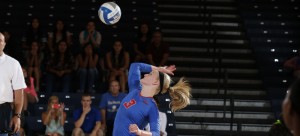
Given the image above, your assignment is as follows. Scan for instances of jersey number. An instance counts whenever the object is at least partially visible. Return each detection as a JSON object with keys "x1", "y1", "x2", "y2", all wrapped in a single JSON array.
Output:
[{"x1": 123, "y1": 99, "x2": 136, "y2": 109}]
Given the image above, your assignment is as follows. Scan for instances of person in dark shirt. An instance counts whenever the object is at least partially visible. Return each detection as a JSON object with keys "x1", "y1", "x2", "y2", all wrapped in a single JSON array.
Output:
[{"x1": 146, "y1": 31, "x2": 169, "y2": 67}]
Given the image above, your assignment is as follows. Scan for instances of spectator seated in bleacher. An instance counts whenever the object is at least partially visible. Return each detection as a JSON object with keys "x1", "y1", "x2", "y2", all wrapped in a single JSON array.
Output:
[
  {"x1": 21, "y1": 17, "x2": 47, "y2": 52},
  {"x1": 41, "y1": 95, "x2": 67, "y2": 136},
  {"x1": 146, "y1": 31, "x2": 169, "y2": 67},
  {"x1": 76, "y1": 43, "x2": 99, "y2": 93},
  {"x1": 133, "y1": 22, "x2": 152, "y2": 62},
  {"x1": 105, "y1": 40, "x2": 130, "y2": 92},
  {"x1": 284, "y1": 51, "x2": 300, "y2": 78},
  {"x1": 25, "y1": 41, "x2": 43, "y2": 92},
  {"x1": 282, "y1": 78, "x2": 300, "y2": 136},
  {"x1": 79, "y1": 21, "x2": 102, "y2": 54},
  {"x1": 72, "y1": 93, "x2": 103, "y2": 136},
  {"x1": 99, "y1": 80, "x2": 127, "y2": 136},
  {"x1": 45, "y1": 40, "x2": 75, "y2": 93},
  {"x1": 47, "y1": 19, "x2": 73, "y2": 56}
]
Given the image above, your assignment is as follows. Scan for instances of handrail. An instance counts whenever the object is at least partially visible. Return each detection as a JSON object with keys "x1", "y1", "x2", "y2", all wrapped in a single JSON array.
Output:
[
  {"x1": 230, "y1": 93, "x2": 234, "y2": 136},
  {"x1": 223, "y1": 68, "x2": 228, "y2": 121}
]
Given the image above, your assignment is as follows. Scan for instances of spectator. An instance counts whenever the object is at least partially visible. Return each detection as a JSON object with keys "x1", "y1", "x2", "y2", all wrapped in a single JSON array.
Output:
[
  {"x1": 72, "y1": 93, "x2": 103, "y2": 136},
  {"x1": 46, "y1": 40, "x2": 75, "y2": 93},
  {"x1": 41, "y1": 96, "x2": 66, "y2": 136},
  {"x1": 146, "y1": 31, "x2": 169, "y2": 66},
  {"x1": 284, "y1": 51, "x2": 300, "y2": 78},
  {"x1": 79, "y1": 21, "x2": 102, "y2": 53},
  {"x1": 76, "y1": 43, "x2": 99, "y2": 93},
  {"x1": 20, "y1": 66, "x2": 39, "y2": 136},
  {"x1": 47, "y1": 19, "x2": 73, "y2": 55},
  {"x1": 282, "y1": 78, "x2": 300, "y2": 136},
  {"x1": 106, "y1": 40, "x2": 130, "y2": 92},
  {"x1": 133, "y1": 22, "x2": 152, "y2": 62},
  {"x1": 268, "y1": 119, "x2": 292, "y2": 136},
  {"x1": 22, "y1": 17, "x2": 47, "y2": 51},
  {"x1": 99, "y1": 80, "x2": 127, "y2": 136},
  {"x1": 26, "y1": 41, "x2": 43, "y2": 91}
]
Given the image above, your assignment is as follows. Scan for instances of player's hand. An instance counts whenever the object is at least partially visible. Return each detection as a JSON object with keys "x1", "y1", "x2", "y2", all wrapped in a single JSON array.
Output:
[
  {"x1": 159, "y1": 65, "x2": 176, "y2": 75},
  {"x1": 129, "y1": 124, "x2": 141, "y2": 135}
]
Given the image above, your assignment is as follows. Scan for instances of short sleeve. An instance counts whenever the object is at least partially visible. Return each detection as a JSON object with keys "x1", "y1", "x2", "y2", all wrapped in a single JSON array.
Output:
[
  {"x1": 95, "y1": 109, "x2": 101, "y2": 121},
  {"x1": 12, "y1": 61, "x2": 26, "y2": 90}
]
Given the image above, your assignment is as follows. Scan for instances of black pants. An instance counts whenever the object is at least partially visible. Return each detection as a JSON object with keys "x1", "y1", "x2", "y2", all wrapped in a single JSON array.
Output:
[
  {"x1": 106, "y1": 122, "x2": 114, "y2": 136},
  {"x1": 0, "y1": 103, "x2": 12, "y2": 132}
]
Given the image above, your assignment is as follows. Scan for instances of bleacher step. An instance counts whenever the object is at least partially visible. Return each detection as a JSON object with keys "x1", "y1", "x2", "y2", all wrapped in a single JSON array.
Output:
[
  {"x1": 177, "y1": 67, "x2": 257, "y2": 74},
  {"x1": 190, "y1": 99, "x2": 270, "y2": 107},
  {"x1": 175, "y1": 111, "x2": 274, "y2": 120},
  {"x1": 174, "y1": 77, "x2": 262, "y2": 84},
  {"x1": 192, "y1": 88, "x2": 265, "y2": 96},
  {"x1": 169, "y1": 57, "x2": 254, "y2": 63},
  {"x1": 176, "y1": 123, "x2": 271, "y2": 132}
]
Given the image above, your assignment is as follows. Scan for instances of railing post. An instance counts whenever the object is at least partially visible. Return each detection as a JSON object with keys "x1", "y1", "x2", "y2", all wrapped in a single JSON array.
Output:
[
  {"x1": 223, "y1": 68, "x2": 228, "y2": 121},
  {"x1": 230, "y1": 94, "x2": 234, "y2": 136}
]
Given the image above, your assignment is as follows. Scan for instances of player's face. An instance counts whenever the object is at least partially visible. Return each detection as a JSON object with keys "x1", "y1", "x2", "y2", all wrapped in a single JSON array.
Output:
[
  {"x1": 141, "y1": 70, "x2": 159, "y2": 86},
  {"x1": 81, "y1": 96, "x2": 92, "y2": 108},
  {"x1": 0, "y1": 34, "x2": 6, "y2": 53}
]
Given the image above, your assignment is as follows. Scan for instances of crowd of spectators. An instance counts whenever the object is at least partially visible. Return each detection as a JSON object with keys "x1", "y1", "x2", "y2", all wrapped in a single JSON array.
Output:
[{"x1": 2, "y1": 18, "x2": 170, "y2": 94}]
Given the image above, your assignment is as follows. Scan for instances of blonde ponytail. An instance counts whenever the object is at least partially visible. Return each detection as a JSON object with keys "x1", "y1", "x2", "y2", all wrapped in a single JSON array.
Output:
[{"x1": 168, "y1": 77, "x2": 191, "y2": 112}]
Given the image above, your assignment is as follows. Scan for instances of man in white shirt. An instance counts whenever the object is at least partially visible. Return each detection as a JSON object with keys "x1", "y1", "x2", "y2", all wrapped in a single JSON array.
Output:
[{"x1": 0, "y1": 32, "x2": 26, "y2": 136}]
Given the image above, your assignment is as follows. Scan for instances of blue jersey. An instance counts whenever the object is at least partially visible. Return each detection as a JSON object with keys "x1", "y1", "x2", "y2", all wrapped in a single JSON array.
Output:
[
  {"x1": 99, "y1": 92, "x2": 127, "y2": 125},
  {"x1": 113, "y1": 63, "x2": 160, "y2": 136},
  {"x1": 73, "y1": 107, "x2": 101, "y2": 133}
]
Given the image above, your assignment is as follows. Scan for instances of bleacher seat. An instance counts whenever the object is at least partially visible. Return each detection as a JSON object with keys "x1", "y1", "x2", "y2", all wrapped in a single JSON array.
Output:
[
  {"x1": 239, "y1": 0, "x2": 300, "y2": 119},
  {"x1": 33, "y1": 104, "x2": 47, "y2": 116},
  {"x1": 64, "y1": 118, "x2": 75, "y2": 133},
  {"x1": 26, "y1": 116, "x2": 45, "y2": 136}
]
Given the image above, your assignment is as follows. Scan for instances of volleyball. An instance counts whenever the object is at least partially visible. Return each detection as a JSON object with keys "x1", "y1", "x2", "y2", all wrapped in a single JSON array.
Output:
[{"x1": 98, "y1": 2, "x2": 121, "y2": 25}]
